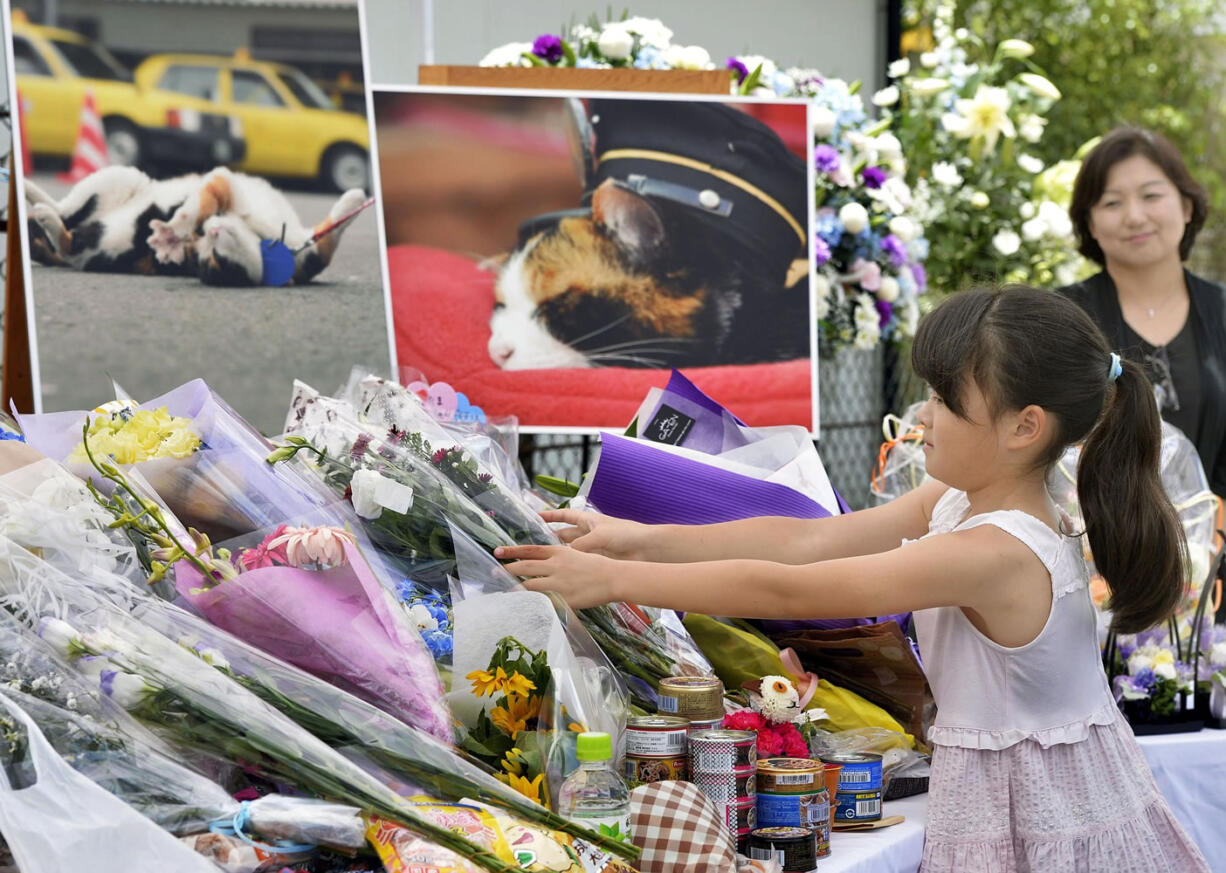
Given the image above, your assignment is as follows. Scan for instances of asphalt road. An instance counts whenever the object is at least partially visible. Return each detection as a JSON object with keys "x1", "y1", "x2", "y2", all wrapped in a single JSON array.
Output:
[{"x1": 24, "y1": 174, "x2": 393, "y2": 436}]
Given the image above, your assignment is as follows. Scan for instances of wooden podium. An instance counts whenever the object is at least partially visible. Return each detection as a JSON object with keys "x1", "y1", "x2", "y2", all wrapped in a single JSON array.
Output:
[{"x1": 417, "y1": 65, "x2": 731, "y2": 94}]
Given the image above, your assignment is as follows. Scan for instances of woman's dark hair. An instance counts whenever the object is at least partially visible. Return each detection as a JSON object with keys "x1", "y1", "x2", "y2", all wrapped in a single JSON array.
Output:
[
  {"x1": 912, "y1": 286, "x2": 1185, "y2": 634},
  {"x1": 1068, "y1": 125, "x2": 1209, "y2": 265}
]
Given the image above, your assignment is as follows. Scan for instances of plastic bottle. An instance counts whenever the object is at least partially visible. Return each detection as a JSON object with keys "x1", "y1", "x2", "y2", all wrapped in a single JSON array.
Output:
[{"x1": 557, "y1": 731, "x2": 632, "y2": 844}]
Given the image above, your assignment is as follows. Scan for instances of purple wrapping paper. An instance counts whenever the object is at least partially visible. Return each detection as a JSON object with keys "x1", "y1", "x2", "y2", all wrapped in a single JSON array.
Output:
[
  {"x1": 663, "y1": 370, "x2": 746, "y2": 425},
  {"x1": 174, "y1": 542, "x2": 452, "y2": 741},
  {"x1": 588, "y1": 432, "x2": 837, "y2": 524}
]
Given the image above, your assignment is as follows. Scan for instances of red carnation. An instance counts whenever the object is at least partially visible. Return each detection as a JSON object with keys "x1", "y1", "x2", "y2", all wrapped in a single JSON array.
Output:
[
  {"x1": 722, "y1": 710, "x2": 766, "y2": 732},
  {"x1": 756, "y1": 726, "x2": 785, "y2": 757}
]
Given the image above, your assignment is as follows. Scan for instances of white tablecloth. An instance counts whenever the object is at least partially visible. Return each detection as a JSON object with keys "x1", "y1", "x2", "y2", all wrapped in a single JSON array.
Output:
[
  {"x1": 813, "y1": 729, "x2": 1226, "y2": 873},
  {"x1": 1138, "y1": 729, "x2": 1226, "y2": 872}
]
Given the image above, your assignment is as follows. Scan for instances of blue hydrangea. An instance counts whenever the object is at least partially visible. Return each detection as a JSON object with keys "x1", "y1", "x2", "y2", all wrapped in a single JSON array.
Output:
[
  {"x1": 424, "y1": 630, "x2": 454, "y2": 658},
  {"x1": 815, "y1": 211, "x2": 844, "y2": 248},
  {"x1": 0, "y1": 430, "x2": 24, "y2": 442}
]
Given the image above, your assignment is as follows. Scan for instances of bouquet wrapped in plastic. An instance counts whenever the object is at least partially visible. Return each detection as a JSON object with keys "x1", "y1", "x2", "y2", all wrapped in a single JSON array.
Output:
[
  {"x1": 17, "y1": 380, "x2": 333, "y2": 544},
  {"x1": 449, "y1": 524, "x2": 629, "y2": 807},
  {"x1": 173, "y1": 511, "x2": 453, "y2": 742}
]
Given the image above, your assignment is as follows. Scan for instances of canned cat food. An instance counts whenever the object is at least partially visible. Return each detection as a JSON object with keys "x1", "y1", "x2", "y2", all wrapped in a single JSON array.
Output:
[
  {"x1": 757, "y1": 758, "x2": 823, "y2": 793},
  {"x1": 686, "y1": 716, "x2": 725, "y2": 734},
  {"x1": 747, "y1": 826, "x2": 818, "y2": 873},
  {"x1": 626, "y1": 715, "x2": 690, "y2": 757},
  {"x1": 657, "y1": 676, "x2": 725, "y2": 720},
  {"x1": 690, "y1": 765, "x2": 756, "y2": 804},
  {"x1": 821, "y1": 752, "x2": 883, "y2": 791},
  {"x1": 623, "y1": 754, "x2": 687, "y2": 787},
  {"x1": 689, "y1": 729, "x2": 758, "y2": 772},
  {"x1": 756, "y1": 790, "x2": 829, "y2": 856},
  {"x1": 834, "y1": 789, "x2": 883, "y2": 822}
]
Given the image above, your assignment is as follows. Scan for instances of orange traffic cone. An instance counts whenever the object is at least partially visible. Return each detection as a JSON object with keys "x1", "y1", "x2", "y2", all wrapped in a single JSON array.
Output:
[
  {"x1": 57, "y1": 90, "x2": 107, "y2": 183},
  {"x1": 16, "y1": 89, "x2": 32, "y2": 176}
]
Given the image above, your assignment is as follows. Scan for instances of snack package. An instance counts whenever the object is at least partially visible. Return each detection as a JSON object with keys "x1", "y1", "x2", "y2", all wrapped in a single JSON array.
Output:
[{"x1": 367, "y1": 799, "x2": 638, "y2": 873}]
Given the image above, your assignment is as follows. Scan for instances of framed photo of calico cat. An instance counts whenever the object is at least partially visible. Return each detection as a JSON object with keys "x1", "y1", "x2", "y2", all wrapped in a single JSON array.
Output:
[
  {"x1": 372, "y1": 86, "x2": 818, "y2": 432},
  {"x1": 10, "y1": 0, "x2": 392, "y2": 436}
]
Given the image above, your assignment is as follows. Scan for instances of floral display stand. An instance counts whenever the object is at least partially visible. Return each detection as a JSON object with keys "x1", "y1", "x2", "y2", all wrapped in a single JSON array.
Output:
[{"x1": 417, "y1": 65, "x2": 730, "y2": 94}]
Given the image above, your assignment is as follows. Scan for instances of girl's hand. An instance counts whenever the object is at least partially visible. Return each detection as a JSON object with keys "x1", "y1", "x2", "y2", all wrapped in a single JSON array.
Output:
[
  {"x1": 495, "y1": 544, "x2": 621, "y2": 609},
  {"x1": 540, "y1": 509, "x2": 648, "y2": 560}
]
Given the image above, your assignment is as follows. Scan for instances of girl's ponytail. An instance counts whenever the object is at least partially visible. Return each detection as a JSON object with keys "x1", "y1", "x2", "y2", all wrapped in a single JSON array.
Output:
[{"x1": 1077, "y1": 359, "x2": 1186, "y2": 633}]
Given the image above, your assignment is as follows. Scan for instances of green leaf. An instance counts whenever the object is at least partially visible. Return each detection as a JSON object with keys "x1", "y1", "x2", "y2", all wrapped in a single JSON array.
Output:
[
  {"x1": 738, "y1": 63, "x2": 764, "y2": 96},
  {"x1": 522, "y1": 51, "x2": 547, "y2": 67},
  {"x1": 535, "y1": 475, "x2": 580, "y2": 498},
  {"x1": 561, "y1": 40, "x2": 577, "y2": 66}
]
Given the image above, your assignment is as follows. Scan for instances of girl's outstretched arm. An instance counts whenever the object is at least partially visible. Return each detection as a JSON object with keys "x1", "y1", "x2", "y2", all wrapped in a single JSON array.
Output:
[
  {"x1": 545, "y1": 478, "x2": 950, "y2": 565},
  {"x1": 498, "y1": 520, "x2": 1029, "y2": 621}
]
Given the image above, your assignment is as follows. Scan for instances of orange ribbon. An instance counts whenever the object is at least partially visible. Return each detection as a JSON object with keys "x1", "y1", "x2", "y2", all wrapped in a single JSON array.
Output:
[
  {"x1": 780, "y1": 647, "x2": 819, "y2": 710},
  {"x1": 871, "y1": 414, "x2": 925, "y2": 496}
]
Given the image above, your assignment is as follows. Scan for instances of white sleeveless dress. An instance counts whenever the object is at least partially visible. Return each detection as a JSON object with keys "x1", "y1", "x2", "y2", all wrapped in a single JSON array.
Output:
[{"x1": 909, "y1": 489, "x2": 1209, "y2": 872}]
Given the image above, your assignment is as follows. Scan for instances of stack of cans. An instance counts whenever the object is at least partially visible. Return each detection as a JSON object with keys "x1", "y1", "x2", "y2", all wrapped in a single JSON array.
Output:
[
  {"x1": 689, "y1": 729, "x2": 758, "y2": 851},
  {"x1": 623, "y1": 715, "x2": 690, "y2": 787},
  {"x1": 756, "y1": 757, "x2": 830, "y2": 859},
  {"x1": 821, "y1": 752, "x2": 883, "y2": 824}
]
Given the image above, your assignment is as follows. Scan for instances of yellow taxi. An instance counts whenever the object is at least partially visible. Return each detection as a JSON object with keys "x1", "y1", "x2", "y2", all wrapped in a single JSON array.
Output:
[
  {"x1": 134, "y1": 51, "x2": 371, "y2": 191},
  {"x1": 11, "y1": 15, "x2": 244, "y2": 172}
]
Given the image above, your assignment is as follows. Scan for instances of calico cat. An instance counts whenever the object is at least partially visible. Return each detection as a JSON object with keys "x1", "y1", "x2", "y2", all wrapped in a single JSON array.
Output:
[
  {"x1": 488, "y1": 179, "x2": 811, "y2": 370},
  {"x1": 25, "y1": 166, "x2": 365, "y2": 286}
]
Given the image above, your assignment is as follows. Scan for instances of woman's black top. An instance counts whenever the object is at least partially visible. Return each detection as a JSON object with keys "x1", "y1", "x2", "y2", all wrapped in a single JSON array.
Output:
[{"x1": 1057, "y1": 269, "x2": 1226, "y2": 496}]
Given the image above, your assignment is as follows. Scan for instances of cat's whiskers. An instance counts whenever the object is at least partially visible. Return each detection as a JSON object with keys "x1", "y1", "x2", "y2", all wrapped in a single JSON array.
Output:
[{"x1": 561, "y1": 312, "x2": 635, "y2": 349}]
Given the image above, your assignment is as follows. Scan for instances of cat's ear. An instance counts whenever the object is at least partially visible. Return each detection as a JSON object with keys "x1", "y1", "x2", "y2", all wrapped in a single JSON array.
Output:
[{"x1": 591, "y1": 180, "x2": 664, "y2": 265}]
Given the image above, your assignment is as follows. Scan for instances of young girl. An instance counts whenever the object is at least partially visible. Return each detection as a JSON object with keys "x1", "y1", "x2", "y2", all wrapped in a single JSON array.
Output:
[{"x1": 496, "y1": 286, "x2": 1210, "y2": 872}]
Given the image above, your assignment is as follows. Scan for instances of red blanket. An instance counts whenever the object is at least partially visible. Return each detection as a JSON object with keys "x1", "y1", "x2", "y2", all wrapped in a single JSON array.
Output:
[{"x1": 388, "y1": 244, "x2": 814, "y2": 430}]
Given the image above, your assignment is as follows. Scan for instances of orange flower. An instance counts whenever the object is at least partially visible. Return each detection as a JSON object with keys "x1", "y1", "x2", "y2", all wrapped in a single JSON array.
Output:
[
  {"x1": 491, "y1": 694, "x2": 541, "y2": 738},
  {"x1": 467, "y1": 666, "x2": 507, "y2": 698},
  {"x1": 502, "y1": 671, "x2": 537, "y2": 700},
  {"x1": 501, "y1": 771, "x2": 545, "y2": 805}
]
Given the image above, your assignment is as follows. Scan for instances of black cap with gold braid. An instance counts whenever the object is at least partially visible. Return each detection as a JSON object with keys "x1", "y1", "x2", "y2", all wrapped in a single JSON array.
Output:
[{"x1": 587, "y1": 98, "x2": 807, "y2": 281}]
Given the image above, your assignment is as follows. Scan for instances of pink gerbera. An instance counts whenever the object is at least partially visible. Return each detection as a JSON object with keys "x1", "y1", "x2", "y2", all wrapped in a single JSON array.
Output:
[
  {"x1": 267, "y1": 525, "x2": 357, "y2": 569},
  {"x1": 239, "y1": 524, "x2": 290, "y2": 571}
]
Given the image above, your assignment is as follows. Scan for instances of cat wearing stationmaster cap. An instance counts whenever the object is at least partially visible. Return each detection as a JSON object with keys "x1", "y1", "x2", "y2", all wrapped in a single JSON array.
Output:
[{"x1": 487, "y1": 99, "x2": 812, "y2": 370}]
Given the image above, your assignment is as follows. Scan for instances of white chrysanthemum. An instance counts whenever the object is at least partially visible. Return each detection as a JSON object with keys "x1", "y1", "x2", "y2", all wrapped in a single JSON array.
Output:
[
  {"x1": 1017, "y1": 154, "x2": 1045, "y2": 174},
  {"x1": 940, "y1": 112, "x2": 970, "y2": 136},
  {"x1": 911, "y1": 76, "x2": 949, "y2": 98},
  {"x1": 814, "y1": 274, "x2": 832, "y2": 319},
  {"x1": 877, "y1": 276, "x2": 901, "y2": 303},
  {"x1": 1021, "y1": 217, "x2": 1048, "y2": 242},
  {"x1": 811, "y1": 106, "x2": 837, "y2": 138},
  {"x1": 621, "y1": 16, "x2": 673, "y2": 48},
  {"x1": 665, "y1": 44, "x2": 711, "y2": 70},
  {"x1": 854, "y1": 327, "x2": 881, "y2": 350},
  {"x1": 992, "y1": 229, "x2": 1021, "y2": 256},
  {"x1": 1018, "y1": 114, "x2": 1046, "y2": 143},
  {"x1": 854, "y1": 294, "x2": 880, "y2": 329},
  {"x1": 597, "y1": 25, "x2": 635, "y2": 60},
  {"x1": 756, "y1": 675, "x2": 802, "y2": 723},
  {"x1": 1038, "y1": 200, "x2": 1073, "y2": 238},
  {"x1": 874, "y1": 132, "x2": 903, "y2": 160},
  {"x1": 888, "y1": 58, "x2": 911, "y2": 78},
  {"x1": 478, "y1": 42, "x2": 534, "y2": 68},
  {"x1": 839, "y1": 202, "x2": 869, "y2": 234},
  {"x1": 970, "y1": 191, "x2": 990, "y2": 209},
  {"x1": 1154, "y1": 662, "x2": 1178, "y2": 681},
  {"x1": 931, "y1": 161, "x2": 962, "y2": 187},
  {"x1": 872, "y1": 86, "x2": 899, "y2": 107},
  {"x1": 1020, "y1": 201, "x2": 1037, "y2": 220},
  {"x1": 920, "y1": 51, "x2": 940, "y2": 69},
  {"x1": 888, "y1": 216, "x2": 918, "y2": 242}
]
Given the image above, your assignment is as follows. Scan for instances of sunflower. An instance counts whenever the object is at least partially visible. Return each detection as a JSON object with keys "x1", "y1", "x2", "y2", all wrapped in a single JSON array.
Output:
[
  {"x1": 467, "y1": 666, "x2": 507, "y2": 698},
  {"x1": 502, "y1": 671, "x2": 537, "y2": 700},
  {"x1": 499, "y1": 771, "x2": 546, "y2": 805},
  {"x1": 491, "y1": 694, "x2": 542, "y2": 738}
]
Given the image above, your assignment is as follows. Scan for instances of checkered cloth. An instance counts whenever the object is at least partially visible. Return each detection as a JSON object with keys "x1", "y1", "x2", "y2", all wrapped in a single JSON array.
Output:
[{"x1": 630, "y1": 780, "x2": 738, "y2": 873}]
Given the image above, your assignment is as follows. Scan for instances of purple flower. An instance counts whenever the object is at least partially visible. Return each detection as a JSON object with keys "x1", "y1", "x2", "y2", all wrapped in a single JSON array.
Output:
[
  {"x1": 814, "y1": 144, "x2": 841, "y2": 173},
  {"x1": 881, "y1": 234, "x2": 907, "y2": 269},
  {"x1": 909, "y1": 261, "x2": 927, "y2": 293},
  {"x1": 875, "y1": 298, "x2": 894, "y2": 328},
  {"x1": 726, "y1": 57, "x2": 749, "y2": 84},
  {"x1": 813, "y1": 235, "x2": 831, "y2": 267},
  {"x1": 532, "y1": 34, "x2": 564, "y2": 63},
  {"x1": 1132, "y1": 667, "x2": 1157, "y2": 693},
  {"x1": 861, "y1": 166, "x2": 887, "y2": 189}
]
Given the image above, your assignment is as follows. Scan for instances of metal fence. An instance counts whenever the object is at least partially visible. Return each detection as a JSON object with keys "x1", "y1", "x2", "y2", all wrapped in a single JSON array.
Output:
[{"x1": 520, "y1": 344, "x2": 926, "y2": 512}]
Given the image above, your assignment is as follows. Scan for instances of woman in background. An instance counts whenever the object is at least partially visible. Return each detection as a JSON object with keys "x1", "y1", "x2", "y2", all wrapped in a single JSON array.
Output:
[{"x1": 1058, "y1": 125, "x2": 1226, "y2": 496}]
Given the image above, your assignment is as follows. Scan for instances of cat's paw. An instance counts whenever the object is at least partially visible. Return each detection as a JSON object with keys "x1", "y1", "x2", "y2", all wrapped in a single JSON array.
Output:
[
  {"x1": 148, "y1": 220, "x2": 189, "y2": 264},
  {"x1": 166, "y1": 209, "x2": 198, "y2": 241}
]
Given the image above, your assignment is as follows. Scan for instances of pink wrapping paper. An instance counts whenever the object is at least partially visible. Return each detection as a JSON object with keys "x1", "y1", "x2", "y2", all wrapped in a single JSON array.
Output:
[{"x1": 174, "y1": 543, "x2": 452, "y2": 742}]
